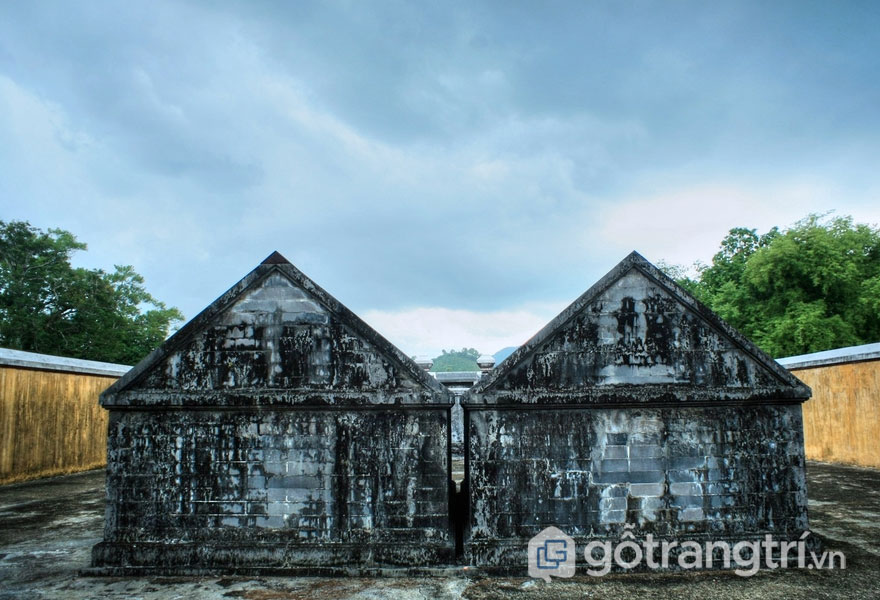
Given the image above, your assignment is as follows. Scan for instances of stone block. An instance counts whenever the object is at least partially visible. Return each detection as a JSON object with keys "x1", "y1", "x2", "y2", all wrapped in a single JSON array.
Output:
[
  {"x1": 600, "y1": 509, "x2": 627, "y2": 524},
  {"x1": 679, "y1": 507, "x2": 705, "y2": 522},
  {"x1": 600, "y1": 458, "x2": 630, "y2": 472},
  {"x1": 603, "y1": 445, "x2": 628, "y2": 459},
  {"x1": 630, "y1": 482, "x2": 665, "y2": 497},
  {"x1": 600, "y1": 496, "x2": 627, "y2": 511},
  {"x1": 669, "y1": 481, "x2": 703, "y2": 496},
  {"x1": 626, "y1": 470, "x2": 665, "y2": 484},
  {"x1": 630, "y1": 444, "x2": 663, "y2": 458},
  {"x1": 630, "y1": 458, "x2": 665, "y2": 472}
]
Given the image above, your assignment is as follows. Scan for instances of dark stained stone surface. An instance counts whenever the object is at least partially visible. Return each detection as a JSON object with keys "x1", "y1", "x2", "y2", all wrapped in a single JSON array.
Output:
[
  {"x1": 469, "y1": 252, "x2": 810, "y2": 406},
  {"x1": 102, "y1": 257, "x2": 449, "y2": 408},
  {"x1": 462, "y1": 252, "x2": 812, "y2": 567},
  {"x1": 92, "y1": 255, "x2": 454, "y2": 572},
  {"x1": 92, "y1": 250, "x2": 814, "y2": 574}
]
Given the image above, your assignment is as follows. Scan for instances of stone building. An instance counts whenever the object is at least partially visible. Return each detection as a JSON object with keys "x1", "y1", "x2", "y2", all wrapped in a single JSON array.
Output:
[
  {"x1": 462, "y1": 252, "x2": 812, "y2": 567},
  {"x1": 91, "y1": 252, "x2": 454, "y2": 572},
  {"x1": 91, "y1": 249, "x2": 812, "y2": 574}
]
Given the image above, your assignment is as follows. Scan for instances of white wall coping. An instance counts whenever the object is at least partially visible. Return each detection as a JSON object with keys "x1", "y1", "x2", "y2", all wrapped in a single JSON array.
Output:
[
  {"x1": 777, "y1": 342, "x2": 880, "y2": 370},
  {"x1": 0, "y1": 347, "x2": 131, "y2": 377}
]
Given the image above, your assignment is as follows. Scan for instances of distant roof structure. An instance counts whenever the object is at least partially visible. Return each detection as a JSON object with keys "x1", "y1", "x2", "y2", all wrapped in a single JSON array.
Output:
[
  {"x1": 476, "y1": 354, "x2": 496, "y2": 369},
  {"x1": 433, "y1": 371, "x2": 481, "y2": 385},
  {"x1": 468, "y1": 251, "x2": 811, "y2": 405},
  {"x1": 0, "y1": 347, "x2": 130, "y2": 377},
  {"x1": 777, "y1": 342, "x2": 880, "y2": 370}
]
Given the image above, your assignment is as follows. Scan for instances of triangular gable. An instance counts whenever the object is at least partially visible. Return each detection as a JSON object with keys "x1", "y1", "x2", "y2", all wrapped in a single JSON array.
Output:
[
  {"x1": 467, "y1": 252, "x2": 811, "y2": 406},
  {"x1": 102, "y1": 252, "x2": 450, "y2": 407}
]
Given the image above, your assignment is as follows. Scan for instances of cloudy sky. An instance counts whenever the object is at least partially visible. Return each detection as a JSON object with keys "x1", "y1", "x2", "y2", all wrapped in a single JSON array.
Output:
[{"x1": 2, "y1": 1, "x2": 879, "y2": 358}]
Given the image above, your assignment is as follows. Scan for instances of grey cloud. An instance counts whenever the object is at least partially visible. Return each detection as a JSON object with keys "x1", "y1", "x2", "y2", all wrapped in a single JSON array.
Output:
[
  {"x1": 0, "y1": 2, "x2": 264, "y2": 190},
  {"x1": 1, "y1": 0, "x2": 879, "y2": 323}
]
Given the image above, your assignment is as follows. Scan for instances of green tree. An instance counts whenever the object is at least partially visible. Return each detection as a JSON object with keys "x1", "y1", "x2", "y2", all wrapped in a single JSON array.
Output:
[
  {"x1": 0, "y1": 221, "x2": 183, "y2": 364},
  {"x1": 430, "y1": 348, "x2": 480, "y2": 372},
  {"x1": 666, "y1": 215, "x2": 880, "y2": 357}
]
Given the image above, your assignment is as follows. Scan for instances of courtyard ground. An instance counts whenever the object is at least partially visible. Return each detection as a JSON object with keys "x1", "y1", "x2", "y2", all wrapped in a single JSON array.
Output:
[{"x1": 0, "y1": 461, "x2": 877, "y2": 599}]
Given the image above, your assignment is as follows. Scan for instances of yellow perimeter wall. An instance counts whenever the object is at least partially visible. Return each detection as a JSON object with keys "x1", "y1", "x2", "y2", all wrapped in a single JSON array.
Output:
[
  {"x1": 793, "y1": 360, "x2": 880, "y2": 469},
  {"x1": 0, "y1": 366, "x2": 117, "y2": 484},
  {"x1": 2, "y1": 358, "x2": 876, "y2": 483}
]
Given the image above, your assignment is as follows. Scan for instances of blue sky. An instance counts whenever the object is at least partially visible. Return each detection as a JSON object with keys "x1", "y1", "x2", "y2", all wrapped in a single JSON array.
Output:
[{"x1": 1, "y1": 1, "x2": 879, "y2": 357}]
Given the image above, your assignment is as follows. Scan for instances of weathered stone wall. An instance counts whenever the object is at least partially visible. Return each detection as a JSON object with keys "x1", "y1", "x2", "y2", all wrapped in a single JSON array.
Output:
[
  {"x1": 0, "y1": 349, "x2": 128, "y2": 484},
  {"x1": 92, "y1": 254, "x2": 454, "y2": 572},
  {"x1": 463, "y1": 253, "x2": 812, "y2": 569},
  {"x1": 778, "y1": 344, "x2": 880, "y2": 468},
  {"x1": 92, "y1": 251, "x2": 811, "y2": 573},
  {"x1": 93, "y1": 409, "x2": 451, "y2": 568},
  {"x1": 474, "y1": 268, "x2": 804, "y2": 404},
  {"x1": 115, "y1": 272, "x2": 441, "y2": 406},
  {"x1": 464, "y1": 405, "x2": 808, "y2": 565}
]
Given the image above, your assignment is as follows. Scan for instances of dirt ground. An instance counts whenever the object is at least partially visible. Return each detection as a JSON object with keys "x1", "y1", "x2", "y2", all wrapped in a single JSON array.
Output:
[{"x1": 0, "y1": 461, "x2": 877, "y2": 599}]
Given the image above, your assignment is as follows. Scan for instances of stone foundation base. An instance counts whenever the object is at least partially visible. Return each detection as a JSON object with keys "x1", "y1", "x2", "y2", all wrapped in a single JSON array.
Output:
[{"x1": 90, "y1": 540, "x2": 456, "y2": 575}]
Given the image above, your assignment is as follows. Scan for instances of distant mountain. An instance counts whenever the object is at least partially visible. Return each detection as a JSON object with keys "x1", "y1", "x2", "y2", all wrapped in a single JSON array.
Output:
[{"x1": 493, "y1": 346, "x2": 518, "y2": 365}]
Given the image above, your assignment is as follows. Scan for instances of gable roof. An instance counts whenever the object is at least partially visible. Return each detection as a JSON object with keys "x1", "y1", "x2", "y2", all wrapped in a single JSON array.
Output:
[
  {"x1": 466, "y1": 251, "x2": 811, "y2": 406},
  {"x1": 101, "y1": 251, "x2": 450, "y2": 408}
]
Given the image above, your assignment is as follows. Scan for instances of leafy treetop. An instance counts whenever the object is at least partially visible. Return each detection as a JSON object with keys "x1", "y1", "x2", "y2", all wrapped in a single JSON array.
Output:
[
  {"x1": 0, "y1": 221, "x2": 184, "y2": 364},
  {"x1": 431, "y1": 348, "x2": 480, "y2": 372},
  {"x1": 666, "y1": 214, "x2": 880, "y2": 358}
]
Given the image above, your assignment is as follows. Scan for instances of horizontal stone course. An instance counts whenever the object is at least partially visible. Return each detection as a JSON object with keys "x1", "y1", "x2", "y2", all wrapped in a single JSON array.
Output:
[{"x1": 465, "y1": 404, "x2": 809, "y2": 563}]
